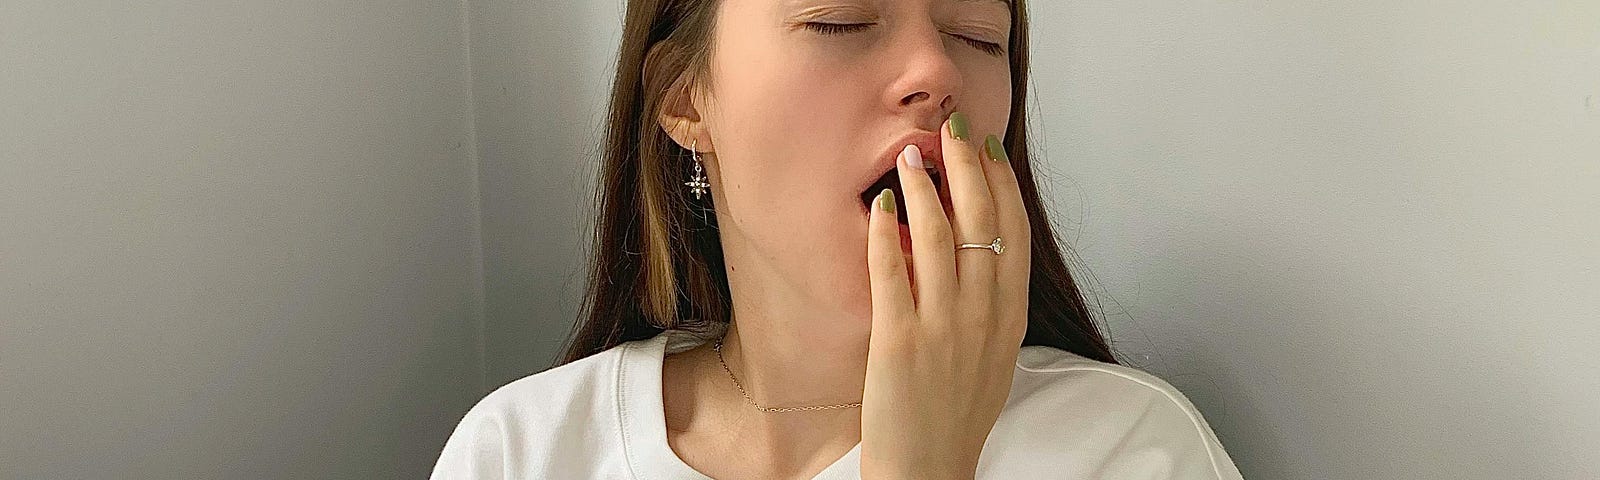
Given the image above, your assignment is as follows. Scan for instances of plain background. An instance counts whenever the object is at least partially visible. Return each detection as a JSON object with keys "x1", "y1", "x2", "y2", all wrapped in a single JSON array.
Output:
[{"x1": 2, "y1": 1, "x2": 1596, "y2": 479}]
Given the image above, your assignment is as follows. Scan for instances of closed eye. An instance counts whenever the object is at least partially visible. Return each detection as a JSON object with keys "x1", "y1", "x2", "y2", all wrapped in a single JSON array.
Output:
[
  {"x1": 804, "y1": 22, "x2": 873, "y2": 36},
  {"x1": 802, "y1": 22, "x2": 1006, "y2": 56}
]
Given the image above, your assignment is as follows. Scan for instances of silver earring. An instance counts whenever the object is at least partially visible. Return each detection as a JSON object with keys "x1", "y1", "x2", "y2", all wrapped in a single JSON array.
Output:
[{"x1": 684, "y1": 139, "x2": 710, "y2": 200}]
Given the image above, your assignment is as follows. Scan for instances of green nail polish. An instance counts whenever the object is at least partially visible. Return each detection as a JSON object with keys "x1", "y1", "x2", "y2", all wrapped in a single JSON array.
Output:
[
  {"x1": 949, "y1": 111, "x2": 970, "y2": 141},
  {"x1": 985, "y1": 135, "x2": 1008, "y2": 163},
  {"x1": 878, "y1": 188, "x2": 895, "y2": 214}
]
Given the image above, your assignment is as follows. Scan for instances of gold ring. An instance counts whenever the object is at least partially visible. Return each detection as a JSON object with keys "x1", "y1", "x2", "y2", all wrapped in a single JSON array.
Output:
[{"x1": 956, "y1": 237, "x2": 1005, "y2": 255}]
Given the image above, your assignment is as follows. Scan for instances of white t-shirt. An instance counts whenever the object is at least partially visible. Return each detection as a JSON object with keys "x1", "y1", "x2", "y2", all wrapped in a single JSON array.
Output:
[{"x1": 429, "y1": 325, "x2": 1245, "y2": 479}]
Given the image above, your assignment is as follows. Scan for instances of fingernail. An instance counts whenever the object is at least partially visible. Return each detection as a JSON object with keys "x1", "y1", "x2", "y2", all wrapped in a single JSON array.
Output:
[
  {"x1": 985, "y1": 134, "x2": 1008, "y2": 163},
  {"x1": 902, "y1": 144, "x2": 923, "y2": 169},
  {"x1": 878, "y1": 188, "x2": 896, "y2": 214},
  {"x1": 949, "y1": 111, "x2": 970, "y2": 141}
]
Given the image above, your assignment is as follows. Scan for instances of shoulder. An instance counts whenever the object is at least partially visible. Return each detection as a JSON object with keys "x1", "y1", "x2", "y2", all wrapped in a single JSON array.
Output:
[
  {"x1": 475, "y1": 343, "x2": 629, "y2": 417},
  {"x1": 443, "y1": 341, "x2": 629, "y2": 436},
  {"x1": 1011, "y1": 345, "x2": 1204, "y2": 414},
  {"x1": 427, "y1": 341, "x2": 635, "y2": 480},
  {"x1": 983, "y1": 346, "x2": 1245, "y2": 479}
]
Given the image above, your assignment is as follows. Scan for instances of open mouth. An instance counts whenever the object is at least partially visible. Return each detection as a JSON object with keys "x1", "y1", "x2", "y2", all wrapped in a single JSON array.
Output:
[{"x1": 858, "y1": 166, "x2": 944, "y2": 225}]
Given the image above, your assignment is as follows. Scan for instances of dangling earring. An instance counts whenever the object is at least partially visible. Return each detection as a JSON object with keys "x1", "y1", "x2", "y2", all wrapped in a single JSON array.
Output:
[{"x1": 684, "y1": 139, "x2": 711, "y2": 201}]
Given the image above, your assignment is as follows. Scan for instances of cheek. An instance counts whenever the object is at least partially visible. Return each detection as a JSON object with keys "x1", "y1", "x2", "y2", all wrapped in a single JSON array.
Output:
[
  {"x1": 712, "y1": 35, "x2": 869, "y2": 131},
  {"x1": 712, "y1": 159, "x2": 852, "y2": 238},
  {"x1": 709, "y1": 73, "x2": 867, "y2": 220}
]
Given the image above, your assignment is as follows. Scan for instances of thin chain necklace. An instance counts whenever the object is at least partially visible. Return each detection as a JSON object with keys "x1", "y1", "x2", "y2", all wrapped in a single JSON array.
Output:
[{"x1": 713, "y1": 336, "x2": 863, "y2": 413}]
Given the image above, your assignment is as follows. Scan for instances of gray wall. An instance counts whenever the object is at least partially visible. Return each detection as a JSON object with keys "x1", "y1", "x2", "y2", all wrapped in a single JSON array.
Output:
[
  {"x1": 467, "y1": 0, "x2": 619, "y2": 386},
  {"x1": 1, "y1": 1, "x2": 484, "y2": 479},
  {"x1": 1033, "y1": 3, "x2": 1599, "y2": 479},
  {"x1": 4, "y1": 1, "x2": 1597, "y2": 479}
]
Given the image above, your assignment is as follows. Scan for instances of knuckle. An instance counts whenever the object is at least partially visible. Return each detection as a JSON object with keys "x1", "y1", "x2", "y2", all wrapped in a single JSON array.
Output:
[
  {"x1": 917, "y1": 214, "x2": 954, "y2": 241},
  {"x1": 922, "y1": 314, "x2": 955, "y2": 337},
  {"x1": 873, "y1": 257, "x2": 905, "y2": 278},
  {"x1": 994, "y1": 161, "x2": 1021, "y2": 183},
  {"x1": 930, "y1": 222, "x2": 955, "y2": 245},
  {"x1": 979, "y1": 205, "x2": 1000, "y2": 229},
  {"x1": 880, "y1": 308, "x2": 915, "y2": 325},
  {"x1": 869, "y1": 248, "x2": 900, "y2": 269},
  {"x1": 958, "y1": 147, "x2": 984, "y2": 168}
]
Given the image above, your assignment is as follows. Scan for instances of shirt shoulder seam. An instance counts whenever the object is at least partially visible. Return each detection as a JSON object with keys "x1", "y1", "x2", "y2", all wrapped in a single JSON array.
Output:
[
  {"x1": 614, "y1": 341, "x2": 645, "y2": 480},
  {"x1": 1014, "y1": 361, "x2": 1231, "y2": 479}
]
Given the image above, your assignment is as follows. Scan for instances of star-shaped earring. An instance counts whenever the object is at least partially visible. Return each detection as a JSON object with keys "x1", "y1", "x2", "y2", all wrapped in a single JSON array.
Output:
[{"x1": 684, "y1": 140, "x2": 710, "y2": 200}]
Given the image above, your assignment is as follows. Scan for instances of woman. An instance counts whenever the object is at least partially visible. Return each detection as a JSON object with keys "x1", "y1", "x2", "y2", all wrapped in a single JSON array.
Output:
[{"x1": 432, "y1": 0, "x2": 1244, "y2": 478}]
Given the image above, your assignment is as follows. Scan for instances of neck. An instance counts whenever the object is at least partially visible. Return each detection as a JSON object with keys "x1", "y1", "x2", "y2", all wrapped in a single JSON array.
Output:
[
  {"x1": 716, "y1": 315, "x2": 869, "y2": 412},
  {"x1": 689, "y1": 313, "x2": 865, "y2": 467},
  {"x1": 676, "y1": 217, "x2": 874, "y2": 462}
]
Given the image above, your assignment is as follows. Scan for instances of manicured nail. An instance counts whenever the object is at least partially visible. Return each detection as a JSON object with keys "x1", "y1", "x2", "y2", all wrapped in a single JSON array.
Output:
[
  {"x1": 949, "y1": 111, "x2": 970, "y2": 141},
  {"x1": 902, "y1": 144, "x2": 923, "y2": 169},
  {"x1": 878, "y1": 188, "x2": 896, "y2": 213},
  {"x1": 985, "y1": 134, "x2": 1008, "y2": 163}
]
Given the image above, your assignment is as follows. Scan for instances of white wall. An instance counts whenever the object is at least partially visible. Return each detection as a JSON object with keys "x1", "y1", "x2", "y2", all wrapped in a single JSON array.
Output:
[
  {"x1": 470, "y1": 1, "x2": 1600, "y2": 479},
  {"x1": 0, "y1": 2, "x2": 484, "y2": 478}
]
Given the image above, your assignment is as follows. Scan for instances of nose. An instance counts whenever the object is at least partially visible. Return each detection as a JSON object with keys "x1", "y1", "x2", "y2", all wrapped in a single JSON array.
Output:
[
  {"x1": 901, "y1": 91, "x2": 952, "y2": 112},
  {"x1": 888, "y1": 23, "x2": 963, "y2": 120}
]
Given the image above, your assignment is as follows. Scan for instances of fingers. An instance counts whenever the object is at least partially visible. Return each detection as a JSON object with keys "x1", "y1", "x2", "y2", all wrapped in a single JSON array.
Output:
[
  {"x1": 940, "y1": 112, "x2": 1000, "y2": 293},
  {"x1": 980, "y1": 134, "x2": 1031, "y2": 296},
  {"x1": 867, "y1": 189, "x2": 915, "y2": 330},
  {"x1": 981, "y1": 134, "x2": 1032, "y2": 342},
  {"x1": 896, "y1": 144, "x2": 956, "y2": 313}
]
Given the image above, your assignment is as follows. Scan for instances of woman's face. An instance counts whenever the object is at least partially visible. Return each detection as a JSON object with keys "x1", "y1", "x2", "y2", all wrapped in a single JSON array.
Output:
[{"x1": 696, "y1": 0, "x2": 1013, "y2": 321}]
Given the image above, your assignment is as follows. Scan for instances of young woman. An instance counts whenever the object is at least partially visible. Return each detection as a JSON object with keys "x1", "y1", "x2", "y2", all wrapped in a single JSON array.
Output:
[{"x1": 431, "y1": 0, "x2": 1244, "y2": 478}]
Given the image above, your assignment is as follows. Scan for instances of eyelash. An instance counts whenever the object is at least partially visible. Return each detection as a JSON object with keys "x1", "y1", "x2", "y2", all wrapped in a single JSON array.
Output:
[{"x1": 803, "y1": 22, "x2": 1006, "y2": 56}]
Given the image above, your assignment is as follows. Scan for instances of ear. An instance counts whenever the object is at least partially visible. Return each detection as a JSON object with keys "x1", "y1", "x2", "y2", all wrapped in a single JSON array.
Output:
[{"x1": 656, "y1": 77, "x2": 714, "y2": 153}]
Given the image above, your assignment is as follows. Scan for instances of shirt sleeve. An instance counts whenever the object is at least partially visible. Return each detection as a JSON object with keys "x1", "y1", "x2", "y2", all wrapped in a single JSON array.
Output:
[{"x1": 428, "y1": 407, "x2": 509, "y2": 480}]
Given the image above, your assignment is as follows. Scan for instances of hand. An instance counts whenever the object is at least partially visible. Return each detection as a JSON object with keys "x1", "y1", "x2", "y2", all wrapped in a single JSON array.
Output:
[{"x1": 859, "y1": 112, "x2": 1032, "y2": 480}]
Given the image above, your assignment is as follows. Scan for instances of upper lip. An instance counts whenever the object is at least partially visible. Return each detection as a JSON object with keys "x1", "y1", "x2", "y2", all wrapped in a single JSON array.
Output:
[{"x1": 858, "y1": 130, "x2": 946, "y2": 198}]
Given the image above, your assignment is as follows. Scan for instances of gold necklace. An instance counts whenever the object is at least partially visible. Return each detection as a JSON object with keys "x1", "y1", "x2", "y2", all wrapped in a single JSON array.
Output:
[{"x1": 713, "y1": 337, "x2": 863, "y2": 413}]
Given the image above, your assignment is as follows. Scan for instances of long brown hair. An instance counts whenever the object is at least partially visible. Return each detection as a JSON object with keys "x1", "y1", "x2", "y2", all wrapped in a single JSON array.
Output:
[{"x1": 556, "y1": 0, "x2": 1119, "y2": 367}]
